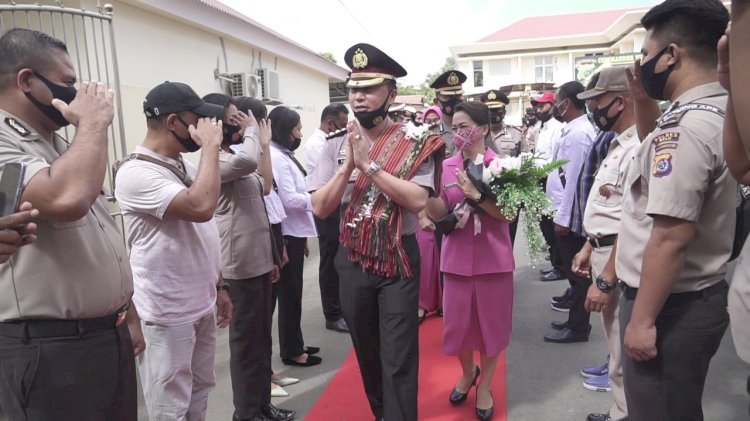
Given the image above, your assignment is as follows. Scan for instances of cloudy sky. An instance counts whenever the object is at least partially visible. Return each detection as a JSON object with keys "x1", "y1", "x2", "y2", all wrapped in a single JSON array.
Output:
[{"x1": 217, "y1": 0, "x2": 661, "y2": 86}]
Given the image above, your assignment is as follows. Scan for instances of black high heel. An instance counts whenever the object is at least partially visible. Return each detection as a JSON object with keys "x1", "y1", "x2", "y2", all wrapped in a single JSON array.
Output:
[
  {"x1": 475, "y1": 391, "x2": 494, "y2": 420},
  {"x1": 418, "y1": 309, "x2": 427, "y2": 325},
  {"x1": 449, "y1": 366, "x2": 480, "y2": 405}
]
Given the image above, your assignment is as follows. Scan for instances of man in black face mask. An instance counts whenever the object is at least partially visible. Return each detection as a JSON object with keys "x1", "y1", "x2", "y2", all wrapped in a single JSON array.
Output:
[
  {"x1": 598, "y1": 1, "x2": 732, "y2": 420},
  {"x1": 566, "y1": 66, "x2": 639, "y2": 421},
  {"x1": 480, "y1": 89, "x2": 523, "y2": 158},
  {"x1": 429, "y1": 70, "x2": 466, "y2": 156},
  {"x1": 114, "y1": 82, "x2": 233, "y2": 421},
  {"x1": 307, "y1": 42, "x2": 445, "y2": 421},
  {"x1": 522, "y1": 107, "x2": 540, "y2": 153},
  {"x1": 0, "y1": 27, "x2": 137, "y2": 421}
]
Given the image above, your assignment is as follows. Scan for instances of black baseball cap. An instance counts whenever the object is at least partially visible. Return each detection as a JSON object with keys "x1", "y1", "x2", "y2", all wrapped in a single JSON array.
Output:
[{"x1": 143, "y1": 81, "x2": 224, "y2": 119}]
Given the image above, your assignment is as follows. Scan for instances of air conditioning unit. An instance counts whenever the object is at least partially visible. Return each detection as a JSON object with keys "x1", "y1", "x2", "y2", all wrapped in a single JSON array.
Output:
[
  {"x1": 257, "y1": 68, "x2": 282, "y2": 104},
  {"x1": 226, "y1": 72, "x2": 261, "y2": 99}
]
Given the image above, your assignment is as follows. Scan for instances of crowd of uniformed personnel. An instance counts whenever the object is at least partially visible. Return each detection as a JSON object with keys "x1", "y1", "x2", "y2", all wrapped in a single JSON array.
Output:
[{"x1": 0, "y1": 0, "x2": 749, "y2": 421}]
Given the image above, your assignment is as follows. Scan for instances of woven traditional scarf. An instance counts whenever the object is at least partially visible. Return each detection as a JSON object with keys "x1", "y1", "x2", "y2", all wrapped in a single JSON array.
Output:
[{"x1": 340, "y1": 124, "x2": 445, "y2": 278}]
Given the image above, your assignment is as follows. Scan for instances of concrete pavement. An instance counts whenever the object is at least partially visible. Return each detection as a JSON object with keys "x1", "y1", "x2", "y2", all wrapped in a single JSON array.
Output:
[{"x1": 132, "y1": 237, "x2": 748, "y2": 420}]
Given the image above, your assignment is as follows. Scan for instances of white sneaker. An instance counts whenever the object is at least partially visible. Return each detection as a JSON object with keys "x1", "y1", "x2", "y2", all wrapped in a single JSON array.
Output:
[
  {"x1": 271, "y1": 384, "x2": 289, "y2": 397},
  {"x1": 271, "y1": 374, "x2": 300, "y2": 387}
]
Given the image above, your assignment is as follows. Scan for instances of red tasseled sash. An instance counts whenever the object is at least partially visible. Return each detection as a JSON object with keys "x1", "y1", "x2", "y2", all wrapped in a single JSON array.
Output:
[{"x1": 340, "y1": 124, "x2": 444, "y2": 278}]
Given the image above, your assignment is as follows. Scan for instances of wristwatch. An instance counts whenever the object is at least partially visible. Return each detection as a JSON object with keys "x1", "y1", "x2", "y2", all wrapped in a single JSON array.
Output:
[
  {"x1": 595, "y1": 275, "x2": 617, "y2": 292},
  {"x1": 365, "y1": 161, "x2": 381, "y2": 177},
  {"x1": 466, "y1": 191, "x2": 486, "y2": 207},
  {"x1": 217, "y1": 284, "x2": 230, "y2": 293}
]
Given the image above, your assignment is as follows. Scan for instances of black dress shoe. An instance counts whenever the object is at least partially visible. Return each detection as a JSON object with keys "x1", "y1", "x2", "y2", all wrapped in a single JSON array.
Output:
[
  {"x1": 539, "y1": 267, "x2": 554, "y2": 275},
  {"x1": 449, "y1": 366, "x2": 480, "y2": 405},
  {"x1": 587, "y1": 412, "x2": 611, "y2": 421},
  {"x1": 550, "y1": 287, "x2": 571, "y2": 304},
  {"x1": 326, "y1": 318, "x2": 349, "y2": 332},
  {"x1": 304, "y1": 346, "x2": 320, "y2": 355},
  {"x1": 550, "y1": 320, "x2": 569, "y2": 330},
  {"x1": 282, "y1": 355, "x2": 322, "y2": 367},
  {"x1": 475, "y1": 391, "x2": 494, "y2": 420},
  {"x1": 540, "y1": 269, "x2": 566, "y2": 281},
  {"x1": 261, "y1": 403, "x2": 295, "y2": 421},
  {"x1": 543, "y1": 327, "x2": 589, "y2": 343}
]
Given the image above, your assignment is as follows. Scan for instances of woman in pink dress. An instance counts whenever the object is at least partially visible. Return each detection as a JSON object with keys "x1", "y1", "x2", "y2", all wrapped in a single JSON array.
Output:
[
  {"x1": 416, "y1": 106, "x2": 445, "y2": 322},
  {"x1": 426, "y1": 101, "x2": 515, "y2": 421}
]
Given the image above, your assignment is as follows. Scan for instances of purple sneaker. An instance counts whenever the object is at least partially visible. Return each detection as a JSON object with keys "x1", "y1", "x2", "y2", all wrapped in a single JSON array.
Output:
[
  {"x1": 583, "y1": 373, "x2": 611, "y2": 392},
  {"x1": 580, "y1": 362, "x2": 608, "y2": 378}
]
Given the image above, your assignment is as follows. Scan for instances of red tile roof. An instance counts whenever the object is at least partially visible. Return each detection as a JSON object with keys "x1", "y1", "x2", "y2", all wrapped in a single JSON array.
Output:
[{"x1": 478, "y1": 8, "x2": 646, "y2": 43}]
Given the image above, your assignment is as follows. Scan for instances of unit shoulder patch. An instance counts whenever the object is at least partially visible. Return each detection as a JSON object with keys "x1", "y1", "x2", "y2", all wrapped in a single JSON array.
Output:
[
  {"x1": 652, "y1": 153, "x2": 673, "y2": 178},
  {"x1": 652, "y1": 131, "x2": 680, "y2": 152}
]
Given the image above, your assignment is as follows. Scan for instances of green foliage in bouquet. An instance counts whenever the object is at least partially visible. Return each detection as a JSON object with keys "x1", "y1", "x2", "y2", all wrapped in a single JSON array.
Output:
[{"x1": 486, "y1": 155, "x2": 568, "y2": 261}]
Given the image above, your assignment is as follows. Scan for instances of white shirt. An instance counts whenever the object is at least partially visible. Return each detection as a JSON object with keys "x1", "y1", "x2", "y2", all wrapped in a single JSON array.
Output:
[
  {"x1": 303, "y1": 128, "x2": 327, "y2": 177},
  {"x1": 536, "y1": 118, "x2": 564, "y2": 165},
  {"x1": 115, "y1": 146, "x2": 220, "y2": 326},
  {"x1": 270, "y1": 143, "x2": 317, "y2": 238}
]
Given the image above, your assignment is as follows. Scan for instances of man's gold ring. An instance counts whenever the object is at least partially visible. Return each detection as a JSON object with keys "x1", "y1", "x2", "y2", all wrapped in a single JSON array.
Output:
[{"x1": 354, "y1": 134, "x2": 361, "y2": 140}]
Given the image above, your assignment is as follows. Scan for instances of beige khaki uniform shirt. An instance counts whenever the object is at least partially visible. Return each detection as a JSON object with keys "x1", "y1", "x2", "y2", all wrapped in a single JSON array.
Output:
[
  {"x1": 487, "y1": 124, "x2": 523, "y2": 158},
  {"x1": 615, "y1": 83, "x2": 735, "y2": 292},
  {"x1": 523, "y1": 122, "x2": 540, "y2": 153},
  {"x1": 0, "y1": 110, "x2": 133, "y2": 321},
  {"x1": 582, "y1": 125, "x2": 639, "y2": 239}
]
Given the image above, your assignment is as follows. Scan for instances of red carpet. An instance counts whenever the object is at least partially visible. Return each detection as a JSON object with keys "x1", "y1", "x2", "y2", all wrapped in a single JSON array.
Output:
[{"x1": 306, "y1": 316, "x2": 507, "y2": 421}]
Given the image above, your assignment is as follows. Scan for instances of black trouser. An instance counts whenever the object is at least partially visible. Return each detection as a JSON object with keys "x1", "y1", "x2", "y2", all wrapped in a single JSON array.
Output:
[
  {"x1": 540, "y1": 215, "x2": 564, "y2": 272},
  {"x1": 270, "y1": 223, "x2": 283, "y2": 315},
  {"x1": 509, "y1": 217, "x2": 518, "y2": 246},
  {"x1": 619, "y1": 281, "x2": 729, "y2": 421},
  {"x1": 278, "y1": 235, "x2": 307, "y2": 359},
  {"x1": 0, "y1": 321, "x2": 136, "y2": 421},
  {"x1": 314, "y1": 210, "x2": 343, "y2": 322},
  {"x1": 227, "y1": 274, "x2": 273, "y2": 420},
  {"x1": 556, "y1": 233, "x2": 591, "y2": 334},
  {"x1": 335, "y1": 235, "x2": 420, "y2": 421}
]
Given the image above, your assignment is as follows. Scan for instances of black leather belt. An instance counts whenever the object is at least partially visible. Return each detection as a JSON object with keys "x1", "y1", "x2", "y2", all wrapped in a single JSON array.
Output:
[
  {"x1": 588, "y1": 234, "x2": 617, "y2": 248},
  {"x1": 621, "y1": 279, "x2": 727, "y2": 304},
  {"x1": 0, "y1": 307, "x2": 127, "y2": 339}
]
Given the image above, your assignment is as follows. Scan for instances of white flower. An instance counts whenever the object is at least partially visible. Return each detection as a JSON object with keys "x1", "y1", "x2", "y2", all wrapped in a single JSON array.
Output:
[{"x1": 403, "y1": 121, "x2": 428, "y2": 141}]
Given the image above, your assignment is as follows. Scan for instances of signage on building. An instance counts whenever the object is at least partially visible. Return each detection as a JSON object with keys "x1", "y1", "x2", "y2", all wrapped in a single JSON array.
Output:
[{"x1": 575, "y1": 53, "x2": 640, "y2": 83}]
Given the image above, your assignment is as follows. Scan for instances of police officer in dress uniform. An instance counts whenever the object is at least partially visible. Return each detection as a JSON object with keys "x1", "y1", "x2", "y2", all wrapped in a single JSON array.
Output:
[
  {"x1": 0, "y1": 29, "x2": 137, "y2": 420},
  {"x1": 596, "y1": 1, "x2": 732, "y2": 420},
  {"x1": 307, "y1": 43, "x2": 444, "y2": 421},
  {"x1": 480, "y1": 89, "x2": 523, "y2": 157},
  {"x1": 430, "y1": 70, "x2": 467, "y2": 156}
]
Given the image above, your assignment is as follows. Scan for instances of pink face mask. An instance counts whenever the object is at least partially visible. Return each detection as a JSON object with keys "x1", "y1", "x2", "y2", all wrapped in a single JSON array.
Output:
[{"x1": 453, "y1": 126, "x2": 482, "y2": 150}]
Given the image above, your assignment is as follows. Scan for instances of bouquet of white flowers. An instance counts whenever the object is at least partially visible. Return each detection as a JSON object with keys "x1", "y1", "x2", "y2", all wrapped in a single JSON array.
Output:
[{"x1": 466, "y1": 152, "x2": 567, "y2": 261}]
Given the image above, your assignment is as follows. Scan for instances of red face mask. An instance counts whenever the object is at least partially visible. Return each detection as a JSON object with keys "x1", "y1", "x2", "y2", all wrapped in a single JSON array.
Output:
[{"x1": 453, "y1": 126, "x2": 482, "y2": 150}]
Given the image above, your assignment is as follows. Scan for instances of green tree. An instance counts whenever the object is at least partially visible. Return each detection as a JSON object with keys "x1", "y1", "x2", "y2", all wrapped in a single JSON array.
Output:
[
  {"x1": 393, "y1": 56, "x2": 456, "y2": 105},
  {"x1": 320, "y1": 52, "x2": 337, "y2": 64}
]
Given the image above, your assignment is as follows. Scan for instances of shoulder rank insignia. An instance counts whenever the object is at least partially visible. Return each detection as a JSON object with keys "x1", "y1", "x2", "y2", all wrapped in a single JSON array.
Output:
[
  {"x1": 652, "y1": 131, "x2": 680, "y2": 152},
  {"x1": 656, "y1": 102, "x2": 726, "y2": 129},
  {"x1": 4, "y1": 117, "x2": 30, "y2": 137},
  {"x1": 652, "y1": 153, "x2": 673, "y2": 178}
]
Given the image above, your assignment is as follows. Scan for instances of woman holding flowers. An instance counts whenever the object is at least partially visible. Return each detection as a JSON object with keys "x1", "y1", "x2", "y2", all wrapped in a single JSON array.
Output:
[{"x1": 426, "y1": 101, "x2": 514, "y2": 421}]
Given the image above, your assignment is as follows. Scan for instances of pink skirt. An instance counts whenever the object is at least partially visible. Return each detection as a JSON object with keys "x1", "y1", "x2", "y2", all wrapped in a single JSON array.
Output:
[
  {"x1": 442, "y1": 271, "x2": 513, "y2": 357},
  {"x1": 417, "y1": 228, "x2": 442, "y2": 313}
]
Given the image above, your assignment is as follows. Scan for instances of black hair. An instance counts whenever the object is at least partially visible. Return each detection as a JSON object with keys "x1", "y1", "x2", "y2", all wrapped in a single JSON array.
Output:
[
  {"x1": 454, "y1": 101, "x2": 490, "y2": 127},
  {"x1": 557, "y1": 81, "x2": 586, "y2": 110},
  {"x1": 202, "y1": 93, "x2": 236, "y2": 125},
  {"x1": 234, "y1": 96, "x2": 268, "y2": 120},
  {"x1": 268, "y1": 106, "x2": 301, "y2": 150},
  {"x1": 320, "y1": 103, "x2": 348, "y2": 123},
  {"x1": 0, "y1": 28, "x2": 68, "y2": 88},
  {"x1": 641, "y1": 0, "x2": 729, "y2": 66}
]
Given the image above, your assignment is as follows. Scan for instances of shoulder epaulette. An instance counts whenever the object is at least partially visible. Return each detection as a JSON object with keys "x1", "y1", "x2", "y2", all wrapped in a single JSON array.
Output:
[{"x1": 656, "y1": 102, "x2": 726, "y2": 129}]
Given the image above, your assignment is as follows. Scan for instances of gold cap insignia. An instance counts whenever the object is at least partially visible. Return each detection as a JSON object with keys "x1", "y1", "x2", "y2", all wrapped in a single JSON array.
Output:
[
  {"x1": 447, "y1": 72, "x2": 459, "y2": 86},
  {"x1": 488, "y1": 91, "x2": 497, "y2": 100},
  {"x1": 352, "y1": 48, "x2": 368, "y2": 69}
]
